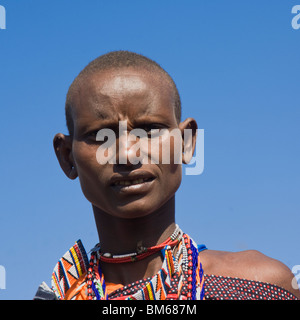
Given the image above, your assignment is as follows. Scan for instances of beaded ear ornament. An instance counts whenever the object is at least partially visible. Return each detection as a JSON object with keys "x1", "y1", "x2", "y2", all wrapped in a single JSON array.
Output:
[{"x1": 86, "y1": 225, "x2": 205, "y2": 300}]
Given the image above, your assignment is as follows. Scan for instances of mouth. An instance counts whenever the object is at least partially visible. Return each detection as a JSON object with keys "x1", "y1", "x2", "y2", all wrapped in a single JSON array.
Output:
[
  {"x1": 110, "y1": 172, "x2": 156, "y2": 194},
  {"x1": 112, "y1": 177, "x2": 154, "y2": 187}
]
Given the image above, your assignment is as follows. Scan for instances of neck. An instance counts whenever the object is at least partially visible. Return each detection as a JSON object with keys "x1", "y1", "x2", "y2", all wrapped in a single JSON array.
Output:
[
  {"x1": 93, "y1": 197, "x2": 176, "y2": 254},
  {"x1": 92, "y1": 197, "x2": 176, "y2": 285}
]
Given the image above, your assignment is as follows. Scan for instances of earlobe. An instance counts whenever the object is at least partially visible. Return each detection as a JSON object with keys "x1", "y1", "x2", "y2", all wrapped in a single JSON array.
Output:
[
  {"x1": 53, "y1": 133, "x2": 78, "y2": 180},
  {"x1": 178, "y1": 118, "x2": 198, "y2": 164},
  {"x1": 68, "y1": 166, "x2": 78, "y2": 180}
]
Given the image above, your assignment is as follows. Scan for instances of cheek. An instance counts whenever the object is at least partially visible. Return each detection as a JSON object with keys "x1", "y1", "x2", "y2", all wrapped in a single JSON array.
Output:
[
  {"x1": 148, "y1": 132, "x2": 183, "y2": 199},
  {"x1": 159, "y1": 164, "x2": 182, "y2": 195},
  {"x1": 145, "y1": 130, "x2": 183, "y2": 166},
  {"x1": 72, "y1": 142, "x2": 97, "y2": 175},
  {"x1": 72, "y1": 142, "x2": 106, "y2": 202}
]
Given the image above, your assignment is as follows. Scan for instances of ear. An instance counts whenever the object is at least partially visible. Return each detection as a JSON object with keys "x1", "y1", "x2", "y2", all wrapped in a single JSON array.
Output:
[
  {"x1": 53, "y1": 133, "x2": 78, "y2": 180},
  {"x1": 178, "y1": 118, "x2": 198, "y2": 164}
]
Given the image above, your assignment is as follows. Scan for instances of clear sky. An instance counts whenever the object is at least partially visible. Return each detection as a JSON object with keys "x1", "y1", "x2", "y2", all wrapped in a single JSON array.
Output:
[{"x1": 0, "y1": 1, "x2": 299, "y2": 299}]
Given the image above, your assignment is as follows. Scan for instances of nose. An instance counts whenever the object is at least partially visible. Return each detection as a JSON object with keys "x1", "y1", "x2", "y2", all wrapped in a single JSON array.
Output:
[{"x1": 116, "y1": 132, "x2": 135, "y2": 165}]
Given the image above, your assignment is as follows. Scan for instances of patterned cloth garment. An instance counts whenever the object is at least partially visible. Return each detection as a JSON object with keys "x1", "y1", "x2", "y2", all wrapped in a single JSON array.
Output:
[{"x1": 107, "y1": 274, "x2": 297, "y2": 300}]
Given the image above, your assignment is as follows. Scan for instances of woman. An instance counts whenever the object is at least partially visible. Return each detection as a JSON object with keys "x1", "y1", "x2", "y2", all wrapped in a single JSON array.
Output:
[{"x1": 35, "y1": 51, "x2": 299, "y2": 300}]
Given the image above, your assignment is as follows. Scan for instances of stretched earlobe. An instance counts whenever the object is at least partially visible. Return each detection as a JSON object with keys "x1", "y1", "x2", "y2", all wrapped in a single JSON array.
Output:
[{"x1": 53, "y1": 133, "x2": 78, "y2": 180}]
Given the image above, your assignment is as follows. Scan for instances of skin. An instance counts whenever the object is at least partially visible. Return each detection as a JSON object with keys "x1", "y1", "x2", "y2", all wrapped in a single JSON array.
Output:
[{"x1": 54, "y1": 67, "x2": 300, "y2": 298}]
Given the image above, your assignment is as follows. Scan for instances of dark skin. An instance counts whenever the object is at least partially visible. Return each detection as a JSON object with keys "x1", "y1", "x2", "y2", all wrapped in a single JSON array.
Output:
[{"x1": 54, "y1": 67, "x2": 300, "y2": 298}]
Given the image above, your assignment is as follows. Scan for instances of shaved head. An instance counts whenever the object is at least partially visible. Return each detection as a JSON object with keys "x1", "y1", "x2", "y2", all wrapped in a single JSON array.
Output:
[{"x1": 65, "y1": 51, "x2": 181, "y2": 136}]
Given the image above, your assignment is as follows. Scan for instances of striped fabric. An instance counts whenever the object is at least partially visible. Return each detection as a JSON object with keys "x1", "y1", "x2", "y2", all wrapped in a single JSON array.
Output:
[{"x1": 51, "y1": 240, "x2": 89, "y2": 300}]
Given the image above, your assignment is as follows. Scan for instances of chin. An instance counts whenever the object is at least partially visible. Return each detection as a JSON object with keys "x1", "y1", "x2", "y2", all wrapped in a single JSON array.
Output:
[
  {"x1": 111, "y1": 201, "x2": 158, "y2": 219},
  {"x1": 111, "y1": 194, "x2": 175, "y2": 220}
]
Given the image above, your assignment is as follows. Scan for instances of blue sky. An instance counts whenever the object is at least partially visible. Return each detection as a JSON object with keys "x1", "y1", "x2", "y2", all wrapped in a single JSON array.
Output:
[{"x1": 0, "y1": 1, "x2": 299, "y2": 299}]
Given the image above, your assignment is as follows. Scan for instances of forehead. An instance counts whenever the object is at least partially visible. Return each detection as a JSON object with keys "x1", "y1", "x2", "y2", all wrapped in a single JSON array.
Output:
[{"x1": 71, "y1": 68, "x2": 176, "y2": 125}]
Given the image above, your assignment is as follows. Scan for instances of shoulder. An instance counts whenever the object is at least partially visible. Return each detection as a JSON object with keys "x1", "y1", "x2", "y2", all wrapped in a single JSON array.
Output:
[{"x1": 200, "y1": 249, "x2": 300, "y2": 299}]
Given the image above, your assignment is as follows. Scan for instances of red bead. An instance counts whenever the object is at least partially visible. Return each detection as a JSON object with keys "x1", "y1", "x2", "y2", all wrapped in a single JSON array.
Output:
[
  {"x1": 188, "y1": 269, "x2": 192, "y2": 275},
  {"x1": 188, "y1": 255, "x2": 192, "y2": 260},
  {"x1": 166, "y1": 293, "x2": 178, "y2": 299},
  {"x1": 187, "y1": 292, "x2": 192, "y2": 298},
  {"x1": 188, "y1": 261, "x2": 193, "y2": 267},
  {"x1": 188, "y1": 277, "x2": 192, "y2": 282},
  {"x1": 87, "y1": 288, "x2": 92, "y2": 294},
  {"x1": 188, "y1": 284, "x2": 192, "y2": 290},
  {"x1": 188, "y1": 250, "x2": 192, "y2": 254}
]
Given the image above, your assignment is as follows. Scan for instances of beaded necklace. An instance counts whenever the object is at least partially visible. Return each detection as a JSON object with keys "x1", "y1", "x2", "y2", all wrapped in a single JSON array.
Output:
[{"x1": 86, "y1": 226, "x2": 205, "y2": 300}]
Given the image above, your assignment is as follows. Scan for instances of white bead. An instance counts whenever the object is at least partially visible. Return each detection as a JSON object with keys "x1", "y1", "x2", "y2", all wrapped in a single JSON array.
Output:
[{"x1": 103, "y1": 253, "x2": 112, "y2": 258}]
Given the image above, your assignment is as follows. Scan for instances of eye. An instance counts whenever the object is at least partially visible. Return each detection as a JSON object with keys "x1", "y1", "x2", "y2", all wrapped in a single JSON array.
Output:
[
  {"x1": 140, "y1": 123, "x2": 166, "y2": 137},
  {"x1": 89, "y1": 130, "x2": 98, "y2": 137},
  {"x1": 87, "y1": 130, "x2": 99, "y2": 139},
  {"x1": 85, "y1": 129, "x2": 109, "y2": 144},
  {"x1": 142, "y1": 124, "x2": 162, "y2": 132},
  {"x1": 148, "y1": 128, "x2": 162, "y2": 138}
]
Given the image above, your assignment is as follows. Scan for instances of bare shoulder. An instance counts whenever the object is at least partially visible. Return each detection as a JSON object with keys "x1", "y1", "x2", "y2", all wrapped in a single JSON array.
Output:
[{"x1": 200, "y1": 249, "x2": 300, "y2": 299}]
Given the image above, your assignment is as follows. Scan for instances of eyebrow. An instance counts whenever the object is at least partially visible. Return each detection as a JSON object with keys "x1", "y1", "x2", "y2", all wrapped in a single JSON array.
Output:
[{"x1": 94, "y1": 108, "x2": 112, "y2": 120}]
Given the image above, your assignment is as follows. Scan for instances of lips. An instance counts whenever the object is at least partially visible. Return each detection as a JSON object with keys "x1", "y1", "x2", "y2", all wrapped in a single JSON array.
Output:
[
  {"x1": 113, "y1": 177, "x2": 153, "y2": 186},
  {"x1": 110, "y1": 171, "x2": 156, "y2": 193}
]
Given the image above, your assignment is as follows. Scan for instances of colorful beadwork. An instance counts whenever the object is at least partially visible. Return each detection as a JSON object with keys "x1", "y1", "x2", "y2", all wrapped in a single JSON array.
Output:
[
  {"x1": 98, "y1": 225, "x2": 182, "y2": 264},
  {"x1": 86, "y1": 229, "x2": 205, "y2": 300},
  {"x1": 51, "y1": 240, "x2": 89, "y2": 300}
]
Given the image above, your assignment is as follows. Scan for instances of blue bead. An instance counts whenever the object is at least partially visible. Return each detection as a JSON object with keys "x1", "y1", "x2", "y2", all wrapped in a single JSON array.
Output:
[
  {"x1": 197, "y1": 244, "x2": 207, "y2": 252},
  {"x1": 91, "y1": 282, "x2": 100, "y2": 300}
]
